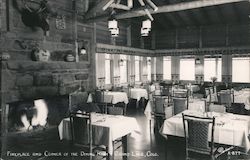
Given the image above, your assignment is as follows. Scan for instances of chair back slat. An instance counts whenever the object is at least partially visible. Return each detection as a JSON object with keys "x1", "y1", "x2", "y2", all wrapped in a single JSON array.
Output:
[
  {"x1": 103, "y1": 95, "x2": 113, "y2": 103},
  {"x1": 182, "y1": 114, "x2": 215, "y2": 158},
  {"x1": 95, "y1": 90, "x2": 104, "y2": 103},
  {"x1": 69, "y1": 112, "x2": 91, "y2": 146},
  {"x1": 108, "y1": 107, "x2": 124, "y2": 115},
  {"x1": 188, "y1": 120, "x2": 210, "y2": 150},
  {"x1": 209, "y1": 103, "x2": 225, "y2": 113},
  {"x1": 209, "y1": 87, "x2": 214, "y2": 95},
  {"x1": 205, "y1": 88, "x2": 210, "y2": 97},
  {"x1": 173, "y1": 98, "x2": 187, "y2": 115},
  {"x1": 154, "y1": 97, "x2": 167, "y2": 114},
  {"x1": 218, "y1": 91, "x2": 232, "y2": 104},
  {"x1": 69, "y1": 92, "x2": 88, "y2": 108}
]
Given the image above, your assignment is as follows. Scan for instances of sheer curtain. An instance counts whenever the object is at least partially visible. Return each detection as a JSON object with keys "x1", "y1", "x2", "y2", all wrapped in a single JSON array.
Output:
[
  {"x1": 147, "y1": 57, "x2": 151, "y2": 81},
  {"x1": 204, "y1": 58, "x2": 222, "y2": 82},
  {"x1": 105, "y1": 54, "x2": 111, "y2": 84},
  {"x1": 163, "y1": 57, "x2": 171, "y2": 80},
  {"x1": 232, "y1": 57, "x2": 250, "y2": 83},
  {"x1": 120, "y1": 55, "x2": 127, "y2": 83},
  {"x1": 135, "y1": 56, "x2": 140, "y2": 81},
  {"x1": 180, "y1": 58, "x2": 195, "y2": 80}
]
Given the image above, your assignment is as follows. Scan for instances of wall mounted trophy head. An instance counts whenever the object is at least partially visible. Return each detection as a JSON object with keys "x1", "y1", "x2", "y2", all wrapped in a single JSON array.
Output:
[{"x1": 13, "y1": 0, "x2": 55, "y2": 32}]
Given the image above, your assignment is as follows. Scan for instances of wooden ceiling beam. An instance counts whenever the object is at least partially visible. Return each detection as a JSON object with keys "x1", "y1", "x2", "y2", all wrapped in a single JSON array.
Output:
[
  {"x1": 84, "y1": 0, "x2": 113, "y2": 19},
  {"x1": 86, "y1": 0, "x2": 249, "y2": 21}
]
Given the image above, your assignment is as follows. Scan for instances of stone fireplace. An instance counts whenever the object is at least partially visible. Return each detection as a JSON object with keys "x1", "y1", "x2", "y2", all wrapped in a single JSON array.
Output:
[
  {"x1": 1, "y1": 60, "x2": 91, "y2": 134},
  {"x1": 0, "y1": 59, "x2": 93, "y2": 158},
  {"x1": 7, "y1": 96, "x2": 70, "y2": 133}
]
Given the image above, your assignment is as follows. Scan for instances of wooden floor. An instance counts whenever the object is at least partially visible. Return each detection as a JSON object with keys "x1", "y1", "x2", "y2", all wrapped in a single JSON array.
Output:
[{"x1": 2, "y1": 104, "x2": 249, "y2": 160}]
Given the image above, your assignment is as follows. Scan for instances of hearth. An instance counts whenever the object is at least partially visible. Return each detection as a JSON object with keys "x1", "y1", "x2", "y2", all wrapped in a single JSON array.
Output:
[{"x1": 7, "y1": 96, "x2": 69, "y2": 133}]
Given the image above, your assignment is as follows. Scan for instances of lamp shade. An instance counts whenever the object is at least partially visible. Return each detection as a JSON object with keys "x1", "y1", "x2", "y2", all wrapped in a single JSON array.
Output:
[
  {"x1": 80, "y1": 47, "x2": 86, "y2": 55},
  {"x1": 195, "y1": 57, "x2": 201, "y2": 64},
  {"x1": 108, "y1": 19, "x2": 118, "y2": 30},
  {"x1": 142, "y1": 19, "x2": 151, "y2": 30},
  {"x1": 119, "y1": 59, "x2": 124, "y2": 66},
  {"x1": 111, "y1": 28, "x2": 119, "y2": 37},
  {"x1": 141, "y1": 28, "x2": 149, "y2": 36}
]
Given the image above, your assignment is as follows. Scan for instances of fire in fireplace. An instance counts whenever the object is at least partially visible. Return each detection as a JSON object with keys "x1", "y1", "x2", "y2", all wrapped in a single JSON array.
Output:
[
  {"x1": 20, "y1": 99, "x2": 48, "y2": 131},
  {"x1": 8, "y1": 99, "x2": 48, "y2": 132}
]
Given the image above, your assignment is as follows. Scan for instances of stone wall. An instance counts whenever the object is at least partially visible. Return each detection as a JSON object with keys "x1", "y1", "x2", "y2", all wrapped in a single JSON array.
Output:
[
  {"x1": 0, "y1": 0, "x2": 95, "y2": 101},
  {"x1": 0, "y1": 0, "x2": 95, "y2": 137},
  {"x1": 1, "y1": 61, "x2": 90, "y2": 103}
]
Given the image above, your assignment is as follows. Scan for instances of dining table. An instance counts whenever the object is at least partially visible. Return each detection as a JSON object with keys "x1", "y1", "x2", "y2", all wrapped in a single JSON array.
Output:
[
  {"x1": 144, "y1": 98, "x2": 207, "y2": 120},
  {"x1": 58, "y1": 113, "x2": 140, "y2": 160},
  {"x1": 87, "y1": 91, "x2": 129, "y2": 104},
  {"x1": 160, "y1": 110, "x2": 250, "y2": 152},
  {"x1": 130, "y1": 88, "x2": 148, "y2": 109},
  {"x1": 234, "y1": 89, "x2": 250, "y2": 110},
  {"x1": 130, "y1": 88, "x2": 148, "y2": 101}
]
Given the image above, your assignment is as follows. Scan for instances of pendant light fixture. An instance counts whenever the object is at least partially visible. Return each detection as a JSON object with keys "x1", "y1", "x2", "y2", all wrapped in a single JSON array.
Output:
[
  {"x1": 141, "y1": 19, "x2": 151, "y2": 36},
  {"x1": 108, "y1": 10, "x2": 119, "y2": 37}
]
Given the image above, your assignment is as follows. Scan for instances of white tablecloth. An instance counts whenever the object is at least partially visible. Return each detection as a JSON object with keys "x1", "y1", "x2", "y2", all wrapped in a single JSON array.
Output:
[
  {"x1": 87, "y1": 91, "x2": 129, "y2": 104},
  {"x1": 130, "y1": 88, "x2": 148, "y2": 101},
  {"x1": 105, "y1": 91, "x2": 129, "y2": 104},
  {"x1": 206, "y1": 93, "x2": 218, "y2": 103},
  {"x1": 188, "y1": 99, "x2": 206, "y2": 112},
  {"x1": 144, "y1": 98, "x2": 205, "y2": 120},
  {"x1": 234, "y1": 89, "x2": 250, "y2": 110},
  {"x1": 58, "y1": 113, "x2": 140, "y2": 155},
  {"x1": 144, "y1": 100, "x2": 172, "y2": 120},
  {"x1": 160, "y1": 110, "x2": 250, "y2": 152}
]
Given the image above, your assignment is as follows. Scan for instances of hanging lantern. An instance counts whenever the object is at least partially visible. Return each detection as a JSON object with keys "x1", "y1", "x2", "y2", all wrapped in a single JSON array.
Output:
[
  {"x1": 108, "y1": 19, "x2": 118, "y2": 31},
  {"x1": 142, "y1": 19, "x2": 151, "y2": 31},
  {"x1": 147, "y1": 58, "x2": 151, "y2": 65},
  {"x1": 141, "y1": 28, "x2": 149, "y2": 36},
  {"x1": 119, "y1": 59, "x2": 124, "y2": 66},
  {"x1": 111, "y1": 28, "x2": 119, "y2": 37},
  {"x1": 80, "y1": 46, "x2": 86, "y2": 55}
]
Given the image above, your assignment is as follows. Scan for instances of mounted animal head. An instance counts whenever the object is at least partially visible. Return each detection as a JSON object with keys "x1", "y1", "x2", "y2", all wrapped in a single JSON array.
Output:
[{"x1": 13, "y1": 0, "x2": 54, "y2": 32}]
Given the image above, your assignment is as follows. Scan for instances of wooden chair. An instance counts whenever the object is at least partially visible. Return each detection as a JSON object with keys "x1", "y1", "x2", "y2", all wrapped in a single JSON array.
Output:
[
  {"x1": 69, "y1": 91, "x2": 89, "y2": 112},
  {"x1": 217, "y1": 90, "x2": 233, "y2": 113},
  {"x1": 106, "y1": 105, "x2": 125, "y2": 152},
  {"x1": 161, "y1": 86, "x2": 171, "y2": 103},
  {"x1": 182, "y1": 114, "x2": 234, "y2": 160},
  {"x1": 152, "y1": 96, "x2": 167, "y2": 131},
  {"x1": 100, "y1": 94, "x2": 113, "y2": 114},
  {"x1": 93, "y1": 90, "x2": 113, "y2": 114},
  {"x1": 107, "y1": 105, "x2": 126, "y2": 115},
  {"x1": 172, "y1": 89, "x2": 189, "y2": 109},
  {"x1": 208, "y1": 103, "x2": 226, "y2": 113},
  {"x1": 182, "y1": 114, "x2": 215, "y2": 160},
  {"x1": 69, "y1": 112, "x2": 107, "y2": 160},
  {"x1": 173, "y1": 97, "x2": 187, "y2": 115}
]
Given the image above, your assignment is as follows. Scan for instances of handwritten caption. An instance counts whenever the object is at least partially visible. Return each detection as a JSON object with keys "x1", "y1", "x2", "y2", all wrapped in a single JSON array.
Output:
[{"x1": 6, "y1": 150, "x2": 159, "y2": 158}]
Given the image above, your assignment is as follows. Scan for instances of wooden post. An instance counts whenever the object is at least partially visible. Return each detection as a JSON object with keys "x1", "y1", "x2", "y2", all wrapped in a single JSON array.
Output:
[{"x1": 72, "y1": 0, "x2": 79, "y2": 62}]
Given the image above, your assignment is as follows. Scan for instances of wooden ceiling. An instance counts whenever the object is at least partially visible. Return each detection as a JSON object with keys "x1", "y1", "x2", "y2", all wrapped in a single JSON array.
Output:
[
  {"x1": 152, "y1": 0, "x2": 250, "y2": 29},
  {"x1": 85, "y1": 0, "x2": 250, "y2": 28}
]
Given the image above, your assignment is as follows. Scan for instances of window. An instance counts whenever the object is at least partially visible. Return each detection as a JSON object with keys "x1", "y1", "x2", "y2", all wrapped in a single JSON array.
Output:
[
  {"x1": 180, "y1": 58, "x2": 195, "y2": 80},
  {"x1": 135, "y1": 56, "x2": 140, "y2": 81},
  {"x1": 204, "y1": 58, "x2": 222, "y2": 82},
  {"x1": 147, "y1": 57, "x2": 151, "y2": 81},
  {"x1": 163, "y1": 56, "x2": 171, "y2": 80},
  {"x1": 232, "y1": 57, "x2": 250, "y2": 83},
  {"x1": 105, "y1": 54, "x2": 112, "y2": 84},
  {"x1": 120, "y1": 55, "x2": 128, "y2": 83}
]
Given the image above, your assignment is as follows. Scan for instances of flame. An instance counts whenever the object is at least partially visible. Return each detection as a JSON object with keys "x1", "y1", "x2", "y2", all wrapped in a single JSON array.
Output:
[
  {"x1": 32, "y1": 99, "x2": 48, "y2": 126},
  {"x1": 20, "y1": 99, "x2": 48, "y2": 130},
  {"x1": 20, "y1": 114, "x2": 31, "y2": 130}
]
